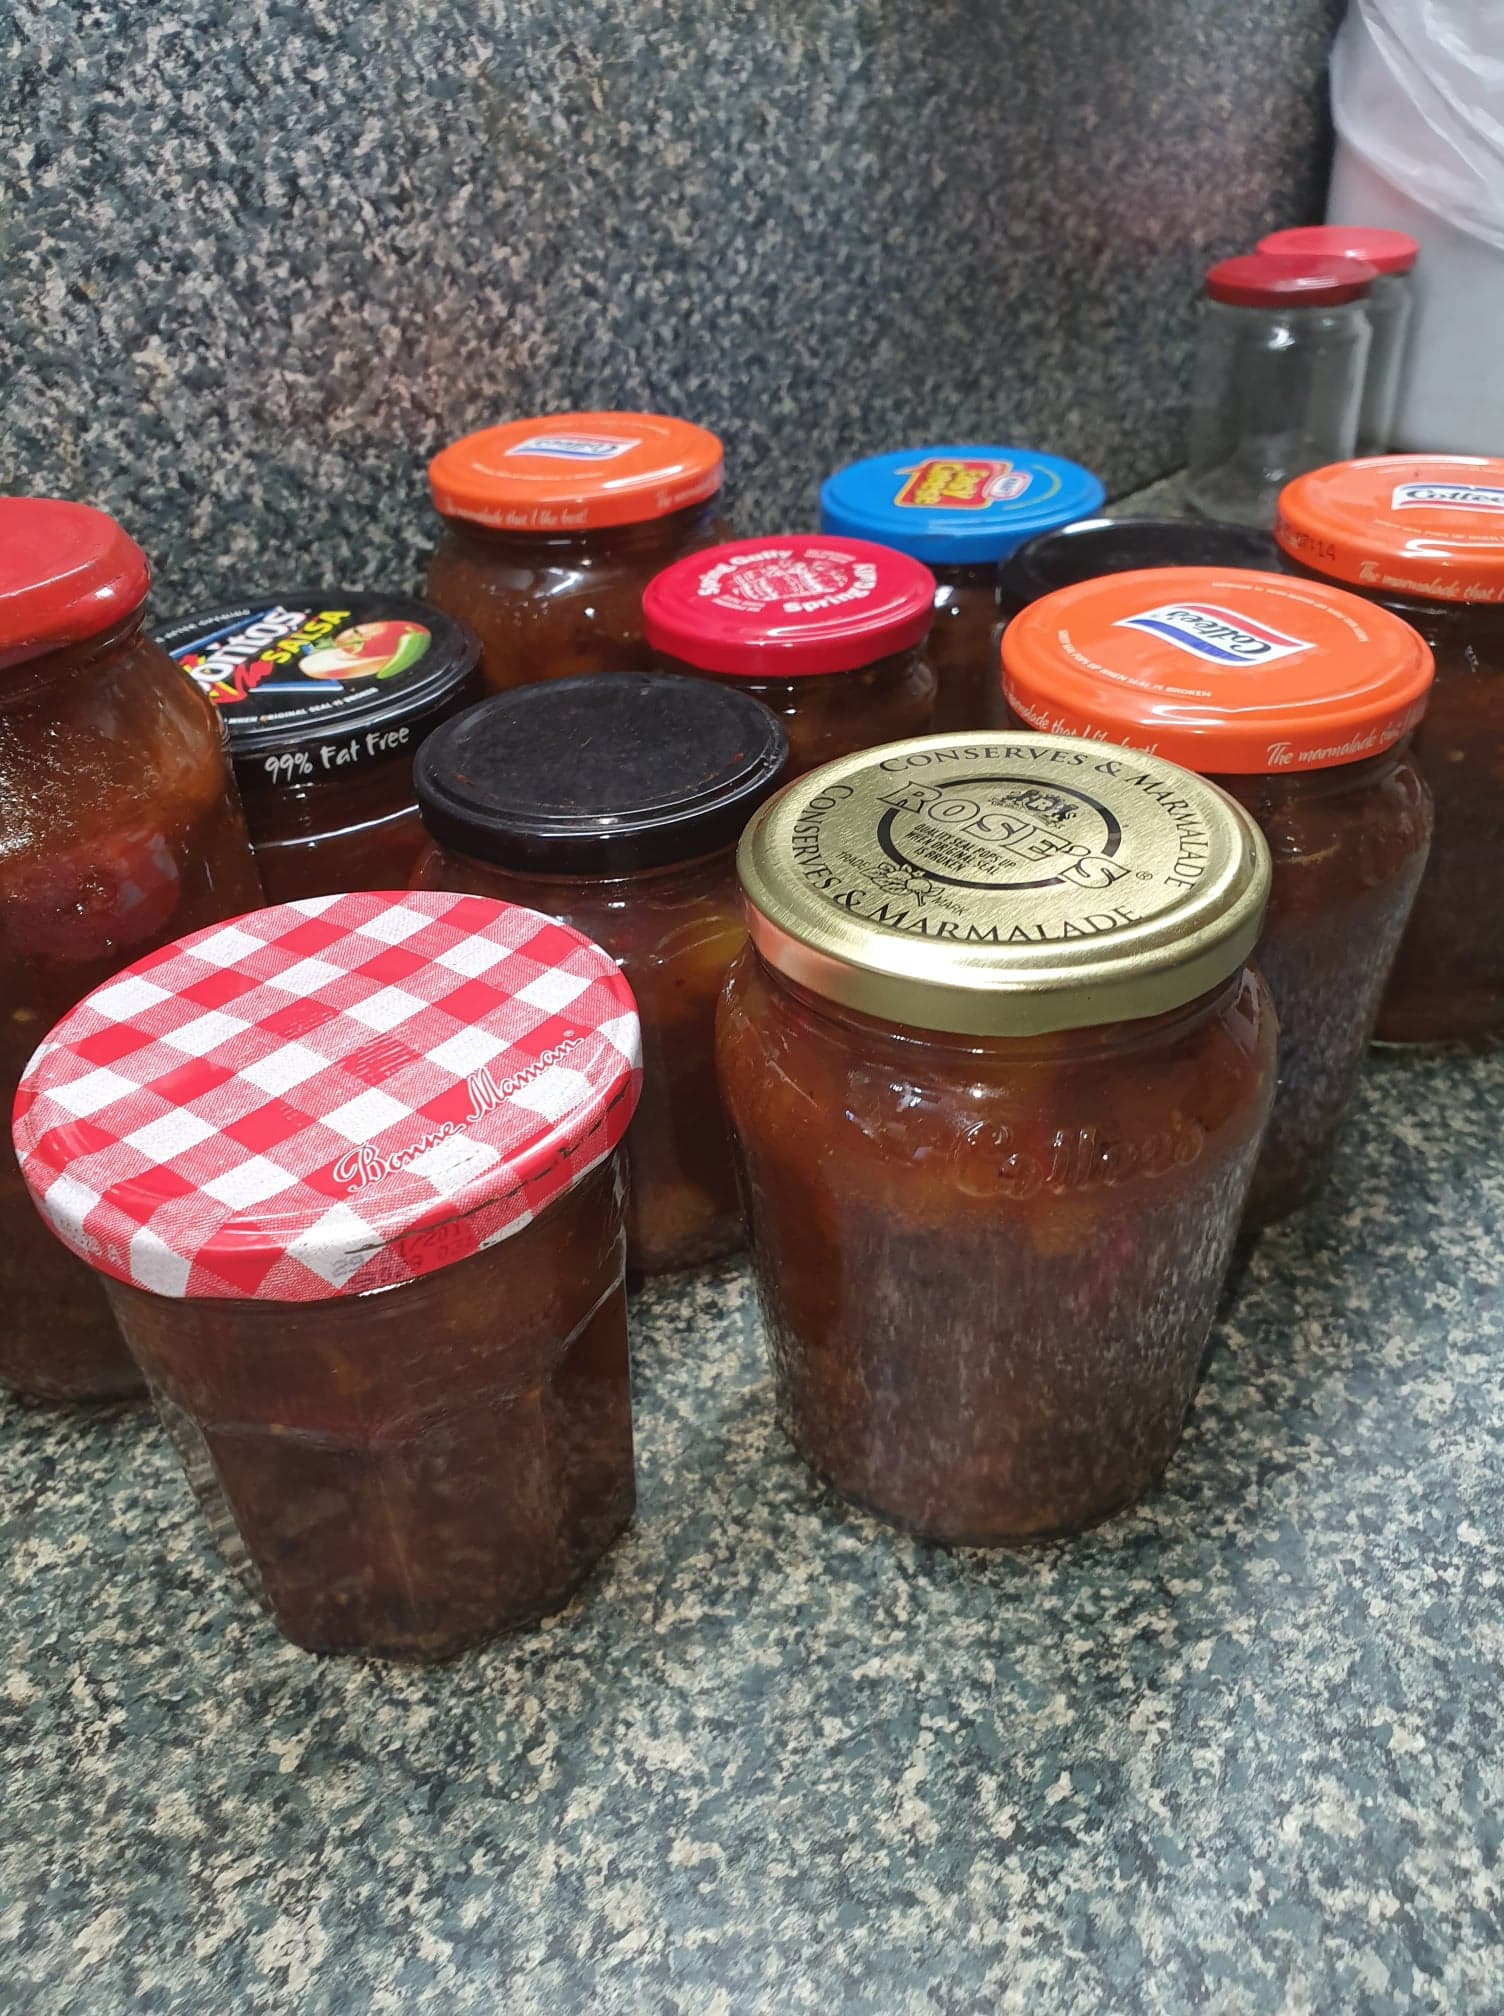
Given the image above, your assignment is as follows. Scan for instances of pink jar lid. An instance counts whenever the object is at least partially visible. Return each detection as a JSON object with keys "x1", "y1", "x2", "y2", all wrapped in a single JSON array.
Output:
[
  {"x1": 642, "y1": 535, "x2": 936, "y2": 679},
  {"x1": 12, "y1": 892, "x2": 642, "y2": 1303}
]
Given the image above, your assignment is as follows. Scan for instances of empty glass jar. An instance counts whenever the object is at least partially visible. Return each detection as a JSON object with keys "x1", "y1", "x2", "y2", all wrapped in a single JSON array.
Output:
[
  {"x1": 1260, "y1": 226, "x2": 1419, "y2": 456},
  {"x1": 1187, "y1": 253, "x2": 1375, "y2": 529}
]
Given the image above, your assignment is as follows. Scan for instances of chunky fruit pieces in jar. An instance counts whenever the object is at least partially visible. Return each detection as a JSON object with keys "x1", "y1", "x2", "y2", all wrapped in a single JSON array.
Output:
[
  {"x1": 103, "y1": 1159, "x2": 633, "y2": 1660},
  {"x1": 718, "y1": 954, "x2": 1275, "y2": 1540},
  {"x1": 1, "y1": 501, "x2": 262, "y2": 1401}
]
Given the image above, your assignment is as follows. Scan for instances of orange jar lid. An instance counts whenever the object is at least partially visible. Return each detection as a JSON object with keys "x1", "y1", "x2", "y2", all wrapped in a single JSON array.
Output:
[
  {"x1": 1277, "y1": 456, "x2": 1504, "y2": 606},
  {"x1": 1000, "y1": 566, "x2": 1434, "y2": 774},
  {"x1": 428, "y1": 412, "x2": 724, "y2": 533}
]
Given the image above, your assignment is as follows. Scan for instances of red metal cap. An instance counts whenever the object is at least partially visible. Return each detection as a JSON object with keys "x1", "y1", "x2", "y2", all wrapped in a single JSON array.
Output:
[
  {"x1": 1205, "y1": 252, "x2": 1377, "y2": 309},
  {"x1": 1258, "y1": 225, "x2": 1418, "y2": 277},
  {"x1": 0, "y1": 498, "x2": 151, "y2": 673}
]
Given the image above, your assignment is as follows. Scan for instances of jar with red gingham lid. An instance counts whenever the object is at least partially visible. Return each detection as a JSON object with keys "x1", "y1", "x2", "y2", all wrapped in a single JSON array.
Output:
[{"x1": 12, "y1": 890, "x2": 643, "y2": 1661}]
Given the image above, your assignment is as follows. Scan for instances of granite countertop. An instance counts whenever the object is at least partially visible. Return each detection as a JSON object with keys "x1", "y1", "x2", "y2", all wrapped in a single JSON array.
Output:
[
  {"x1": 5, "y1": 1059, "x2": 1503, "y2": 2016},
  {"x1": 6, "y1": 480, "x2": 1504, "y2": 2013}
]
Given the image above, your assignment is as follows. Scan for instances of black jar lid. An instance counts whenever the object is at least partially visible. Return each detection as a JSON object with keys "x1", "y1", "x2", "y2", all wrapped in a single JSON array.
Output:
[
  {"x1": 998, "y1": 516, "x2": 1287, "y2": 615},
  {"x1": 413, "y1": 672, "x2": 790, "y2": 876},
  {"x1": 157, "y1": 590, "x2": 480, "y2": 783}
]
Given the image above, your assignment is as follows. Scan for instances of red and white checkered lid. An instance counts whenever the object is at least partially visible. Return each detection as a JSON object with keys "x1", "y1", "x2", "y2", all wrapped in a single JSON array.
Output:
[{"x1": 11, "y1": 892, "x2": 642, "y2": 1303}]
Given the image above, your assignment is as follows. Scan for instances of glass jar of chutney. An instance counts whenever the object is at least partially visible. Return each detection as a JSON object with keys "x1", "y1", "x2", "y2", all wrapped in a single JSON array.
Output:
[
  {"x1": 412, "y1": 672, "x2": 788, "y2": 1275},
  {"x1": 1277, "y1": 455, "x2": 1504, "y2": 1046},
  {"x1": 12, "y1": 892, "x2": 643, "y2": 1660},
  {"x1": 718, "y1": 731, "x2": 1275, "y2": 1541},
  {"x1": 643, "y1": 534, "x2": 937, "y2": 776},
  {"x1": 0, "y1": 498, "x2": 263, "y2": 1403},
  {"x1": 424, "y1": 411, "x2": 726, "y2": 693},
  {"x1": 1002, "y1": 566, "x2": 1434, "y2": 1225},
  {"x1": 159, "y1": 591, "x2": 481, "y2": 903},
  {"x1": 818, "y1": 446, "x2": 1105, "y2": 733}
]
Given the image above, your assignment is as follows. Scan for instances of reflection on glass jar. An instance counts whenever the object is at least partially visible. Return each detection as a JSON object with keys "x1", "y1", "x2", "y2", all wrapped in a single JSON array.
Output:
[
  {"x1": 1277, "y1": 454, "x2": 1504, "y2": 1047},
  {"x1": 644, "y1": 534, "x2": 938, "y2": 775},
  {"x1": 718, "y1": 731, "x2": 1275, "y2": 1541},
  {"x1": 0, "y1": 499, "x2": 263, "y2": 1402},
  {"x1": 1003, "y1": 564, "x2": 1435, "y2": 1223},
  {"x1": 423, "y1": 411, "x2": 726, "y2": 694},
  {"x1": 159, "y1": 591, "x2": 481, "y2": 902},
  {"x1": 412, "y1": 672, "x2": 788, "y2": 1275},
  {"x1": 12, "y1": 893, "x2": 643, "y2": 1660},
  {"x1": 820, "y1": 444, "x2": 1105, "y2": 734}
]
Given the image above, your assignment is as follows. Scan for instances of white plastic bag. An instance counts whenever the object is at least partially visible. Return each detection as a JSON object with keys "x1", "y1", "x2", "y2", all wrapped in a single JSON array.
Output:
[
  {"x1": 1328, "y1": 0, "x2": 1504, "y2": 451},
  {"x1": 1331, "y1": 1, "x2": 1504, "y2": 251}
]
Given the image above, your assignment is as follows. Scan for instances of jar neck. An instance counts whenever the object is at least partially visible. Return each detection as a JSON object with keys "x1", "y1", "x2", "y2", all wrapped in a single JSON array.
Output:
[
  {"x1": 1285, "y1": 556, "x2": 1504, "y2": 628},
  {"x1": 752, "y1": 949, "x2": 1243, "y2": 1064},
  {"x1": 433, "y1": 838, "x2": 737, "y2": 893},
  {"x1": 0, "y1": 604, "x2": 149, "y2": 709},
  {"x1": 1213, "y1": 739, "x2": 1409, "y2": 812},
  {"x1": 439, "y1": 496, "x2": 718, "y2": 558}
]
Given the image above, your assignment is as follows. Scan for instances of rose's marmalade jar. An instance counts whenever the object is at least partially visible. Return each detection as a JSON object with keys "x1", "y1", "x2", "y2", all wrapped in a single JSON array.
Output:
[
  {"x1": 12, "y1": 892, "x2": 643, "y2": 1660},
  {"x1": 411, "y1": 672, "x2": 788, "y2": 1275},
  {"x1": 643, "y1": 535, "x2": 938, "y2": 776},
  {"x1": 424, "y1": 411, "x2": 727, "y2": 693},
  {"x1": 718, "y1": 731, "x2": 1275, "y2": 1542},
  {"x1": 158, "y1": 591, "x2": 481, "y2": 903},
  {"x1": 1276, "y1": 455, "x2": 1504, "y2": 1045},
  {"x1": 1002, "y1": 567, "x2": 1434, "y2": 1225},
  {"x1": 0, "y1": 498, "x2": 263, "y2": 1403},
  {"x1": 819, "y1": 445, "x2": 1105, "y2": 733}
]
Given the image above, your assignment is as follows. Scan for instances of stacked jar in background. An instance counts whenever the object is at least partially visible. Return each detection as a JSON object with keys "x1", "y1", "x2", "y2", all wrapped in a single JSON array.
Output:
[{"x1": 1186, "y1": 226, "x2": 1421, "y2": 528}]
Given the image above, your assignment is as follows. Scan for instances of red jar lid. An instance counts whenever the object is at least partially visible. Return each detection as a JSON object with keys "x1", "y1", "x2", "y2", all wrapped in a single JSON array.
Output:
[
  {"x1": 1204, "y1": 252, "x2": 1376, "y2": 308},
  {"x1": 1001, "y1": 566, "x2": 1434, "y2": 773},
  {"x1": 428, "y1": 412, "x2": 724, "y2": 533},
  {"x1": 12, "y1": 892, "x2": 642, "y2": 1303},
  {"x1": 642, "y1": 535, "x2": 936, "y2": 679},
  {"x1": 1258, "y1": 225, "x2": 1418, "y2": 277},
  {"x1": 1277, "y1": 455, "x2": 1504, "y2": 605},
  {"x1": 0, "y1": 498, "x2": 151, "y2": 673}
]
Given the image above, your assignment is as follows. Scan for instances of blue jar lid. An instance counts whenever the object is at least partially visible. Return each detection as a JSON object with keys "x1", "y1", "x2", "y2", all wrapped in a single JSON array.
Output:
[{"x1": 819, "y1": 445, "x2": 1107, "y2": 566}]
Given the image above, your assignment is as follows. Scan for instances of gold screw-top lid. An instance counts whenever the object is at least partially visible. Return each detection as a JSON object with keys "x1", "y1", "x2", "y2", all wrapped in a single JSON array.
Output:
[{"x1": 736, "y1": 731, "x2": 1271, "y2": 1036}]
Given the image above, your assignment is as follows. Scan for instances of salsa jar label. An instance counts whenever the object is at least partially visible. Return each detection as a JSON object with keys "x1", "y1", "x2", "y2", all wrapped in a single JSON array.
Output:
[{"x1": 158, "y1": 591, "x2": 479, "y2": 783}]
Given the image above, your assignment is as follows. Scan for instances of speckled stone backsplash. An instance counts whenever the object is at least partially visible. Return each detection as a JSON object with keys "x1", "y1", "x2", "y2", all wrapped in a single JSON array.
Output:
[{"x1": 6, "y1": 0, "x2": 1340, "y2": 611}]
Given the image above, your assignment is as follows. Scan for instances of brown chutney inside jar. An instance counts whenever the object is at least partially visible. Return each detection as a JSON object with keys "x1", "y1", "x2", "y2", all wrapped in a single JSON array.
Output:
[
  {"x1": 424, "y1": 410, "x2": 728, "y2": 694},
  {"x1": 717, "y1": 729, "x2": 1276, "y2": 1541},
  {"x1": 1002, "y1": 564, "x2": 1435, "y2": 1225},
  {"x1": 411, "y1": 671, "x2": 789, "y2": 1276},
  {"x1": 1277, "y1": 454, "x2": 1504, "y2": 1047}
]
